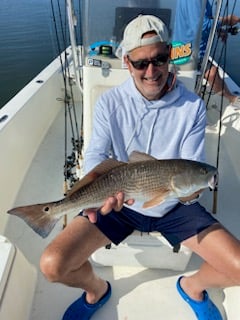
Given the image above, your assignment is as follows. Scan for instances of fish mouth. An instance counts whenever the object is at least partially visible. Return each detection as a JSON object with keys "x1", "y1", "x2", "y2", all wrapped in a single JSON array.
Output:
[{"x1": 208, "y1": 173, "x2": 218, "y2": 190}]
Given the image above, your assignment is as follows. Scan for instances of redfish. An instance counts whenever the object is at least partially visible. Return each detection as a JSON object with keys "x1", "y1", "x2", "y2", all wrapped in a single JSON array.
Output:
[{"x1": 7, "y1": 151, "x2": 217, "y2": 238}]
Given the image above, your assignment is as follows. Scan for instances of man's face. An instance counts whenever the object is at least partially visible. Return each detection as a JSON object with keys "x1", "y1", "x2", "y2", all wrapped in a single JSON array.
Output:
[{"x1": 125, "y1": 40, "x2": 170, "y2": 101}]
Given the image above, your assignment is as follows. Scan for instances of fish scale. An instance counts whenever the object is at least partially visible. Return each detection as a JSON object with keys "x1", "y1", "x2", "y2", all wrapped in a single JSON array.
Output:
[{"x1": 64, "y1": 159, "x2": 213, "y2": 208}]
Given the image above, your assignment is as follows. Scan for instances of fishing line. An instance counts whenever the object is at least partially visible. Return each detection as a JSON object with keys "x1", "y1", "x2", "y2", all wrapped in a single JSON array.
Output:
[
  {"x1": 213, "y1": 0, "x2": 228, "y2": 214},
  {"x1": 51, "y1": 0, "x2": 84, "y2": 228},
  {"x1": 52, "y1": 0, "x2": 70, "y2": 229},
  {"x1": 62, "y1": 0, "x2": 82, "y2": 151},
  {"x1": 50, "y1": 0, "x2": 69, "y2": 188},
  {"x1": 50, "y1": 0, "x2": 66, "y2": 82},
  {"x1": 52, "y1": 1, "x2": 82, "y2": 171},
  {"x1": 57, "y1": 0, "x2": 80, "y2": 156}
]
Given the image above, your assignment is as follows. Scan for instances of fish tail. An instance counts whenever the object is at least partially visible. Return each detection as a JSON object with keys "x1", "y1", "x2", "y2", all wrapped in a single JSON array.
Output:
[{"x1": 7, "y1": 203, "x2": 60, "y2": 238}]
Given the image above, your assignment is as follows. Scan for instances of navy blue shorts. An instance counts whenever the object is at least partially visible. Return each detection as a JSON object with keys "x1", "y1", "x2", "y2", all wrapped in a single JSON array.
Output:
[{"x1": 81, "y1": 203, "x2": 218, "y2": 247}]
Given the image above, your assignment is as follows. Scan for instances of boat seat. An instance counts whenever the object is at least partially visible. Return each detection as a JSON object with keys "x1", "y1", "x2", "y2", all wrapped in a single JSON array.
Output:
[{"x1": 91, "y1": 230, "x2": 192, "y2": 271}]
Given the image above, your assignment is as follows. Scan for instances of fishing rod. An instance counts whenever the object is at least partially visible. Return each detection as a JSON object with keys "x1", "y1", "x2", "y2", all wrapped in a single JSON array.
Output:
[
  {"x1": 207, "y1": 0, "x2": 240, "y2": 214},
  {"x1": 195, "y1": 0, "x2": 223, "y2": 95},
  {"x1": 50, "y1": 0, "x2": 84, "y2": 229},
  {"x1": 195, "y1": 0, "x2": 239, "y2": 212}
]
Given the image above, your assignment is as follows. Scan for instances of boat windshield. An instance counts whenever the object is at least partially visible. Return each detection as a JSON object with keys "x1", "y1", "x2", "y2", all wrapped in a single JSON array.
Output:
[{"x1": 80, "y1": 0, "x2": 205, "y2": 69}]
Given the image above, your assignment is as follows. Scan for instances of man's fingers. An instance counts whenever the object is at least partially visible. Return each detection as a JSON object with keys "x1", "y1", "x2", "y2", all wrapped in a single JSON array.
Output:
[
  {"x1": 84, "y1": 193, "x2": 135, "y2": 219},
  {"x1": 113, "y1": 192, "x2": 125, "y2": 212},
  {"x1": 100, "y1": 193, "x2": 135, "y2": 214},
  {"x1": 100, "y1": 196, "x2": 119, "y2": 215},
  {"x1": 83, "y1": 210, "x2": 98, "y2": 223}
]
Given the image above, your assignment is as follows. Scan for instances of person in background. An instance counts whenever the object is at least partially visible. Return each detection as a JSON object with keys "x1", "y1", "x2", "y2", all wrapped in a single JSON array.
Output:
[
  {"x1": 40, "y1": 15, "x2": 240, "y2": 320},
  {"x1": 173, "y1": 0, "x2": 240, "y2": 108}
]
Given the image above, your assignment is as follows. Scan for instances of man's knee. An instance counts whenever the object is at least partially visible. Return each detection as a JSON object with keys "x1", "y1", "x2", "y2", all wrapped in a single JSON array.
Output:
[
  {"x1": 40, "y1": 249, "x2": 65, "y2": 283},
  {"x1": 230, "y1": 258, "x2": 240, "y2": 284}
]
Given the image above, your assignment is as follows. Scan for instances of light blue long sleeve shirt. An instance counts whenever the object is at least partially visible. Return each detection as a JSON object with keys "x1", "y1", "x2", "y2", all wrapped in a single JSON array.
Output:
[
  {"x1": 84, "y1": 77, "x2": 206, "y2": 217},
  {"x1": 173, "y1": 0, "x2": 213, "y2": 58}
]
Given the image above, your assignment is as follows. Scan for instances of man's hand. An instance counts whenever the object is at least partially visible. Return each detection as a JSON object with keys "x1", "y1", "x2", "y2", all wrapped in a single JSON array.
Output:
[{"x1": 83, "y1": 192, "x2": 134, "y2": 223}]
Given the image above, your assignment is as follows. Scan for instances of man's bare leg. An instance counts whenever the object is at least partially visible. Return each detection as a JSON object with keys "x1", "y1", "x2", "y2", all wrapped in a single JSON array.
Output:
[
  {"x1": 40, "y1": 215, "x2": 111, "y2": 304},
  {"x1": 181, "y1": 223, "x2": 240, "y2": 301}
]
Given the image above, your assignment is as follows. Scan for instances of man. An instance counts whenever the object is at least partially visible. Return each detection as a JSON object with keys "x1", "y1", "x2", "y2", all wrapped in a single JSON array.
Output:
[
  {"x1": 173, "y1": 0, "x2": 240, "y2": 108},
  {"x1": 40, "y1": 15, "x2": 240, "y2": 320}
]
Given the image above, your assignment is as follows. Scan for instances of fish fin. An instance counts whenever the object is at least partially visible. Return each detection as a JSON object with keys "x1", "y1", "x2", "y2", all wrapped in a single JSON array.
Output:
[
  {"x1": 66, "y1": 172, "x2": 100, "y2": 196},
  {"x1": 67, "y1": 159, "x2": 126, "y2": 197},
  {"x1": 142, "y1": 190, "x2": 170, "y2": 208},
  {"x1": 7, "y1": 203, "x2": 59, "y2": 238},
  {"x1": 89, "y1": 158, "x2": 126, "y2": 174},
  {"x1": 129, "y1": 151, "x2": 157, "y2": 162}
]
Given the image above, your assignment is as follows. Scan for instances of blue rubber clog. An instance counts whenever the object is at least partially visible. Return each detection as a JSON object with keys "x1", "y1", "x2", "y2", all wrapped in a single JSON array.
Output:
[
  {"x1": 62, "y1": 281, "x2": 111, "y2": 320},
  {"x1": 176, "y1": 277, "x2": 223, "y2": 320}
]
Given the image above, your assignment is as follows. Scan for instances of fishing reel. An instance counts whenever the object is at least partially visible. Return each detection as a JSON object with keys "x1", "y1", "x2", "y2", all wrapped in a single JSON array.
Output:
[
  {"x1": 63, "y1": 137, "x2": 83, "y2": 192},
  {"x1": 64, "y1": 155, "x2": 78, "y2": 188},
  {"x1": 227, "y1": 25, "x2": 240, "y2": 35},
  {"x1": 217, "y1": 25, "x2": 240, "y2": 42}
]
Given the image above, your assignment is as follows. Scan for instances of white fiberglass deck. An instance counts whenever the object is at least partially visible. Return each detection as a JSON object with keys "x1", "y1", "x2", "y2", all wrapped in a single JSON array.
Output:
[{"x1": 4, "y1": 96, "x2": 240, "y2": 319}]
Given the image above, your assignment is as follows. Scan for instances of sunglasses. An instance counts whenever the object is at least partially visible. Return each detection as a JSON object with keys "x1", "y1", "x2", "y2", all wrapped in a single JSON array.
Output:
[{"x1": 127, "y1": 53, "x2": 169, "y2": 70}]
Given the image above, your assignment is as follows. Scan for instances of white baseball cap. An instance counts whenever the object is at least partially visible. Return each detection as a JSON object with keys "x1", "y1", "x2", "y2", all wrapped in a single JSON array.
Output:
[{"x1": 122, "y1": 15, "x2": 169, "y2": 52}]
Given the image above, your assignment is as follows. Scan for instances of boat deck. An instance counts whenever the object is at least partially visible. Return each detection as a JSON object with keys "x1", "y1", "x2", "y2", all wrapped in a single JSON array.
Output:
[{"x1": 4, "y1": 94, "x2": 240, "y2": 319}]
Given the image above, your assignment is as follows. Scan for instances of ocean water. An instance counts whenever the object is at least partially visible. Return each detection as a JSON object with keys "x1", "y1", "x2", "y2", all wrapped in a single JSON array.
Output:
[
  {"x1": 0, "y1": 0, "x2": 72, "y2": 108},
  {"x1": 0, "y1": 0, "x2": 239, "y2": 108}
]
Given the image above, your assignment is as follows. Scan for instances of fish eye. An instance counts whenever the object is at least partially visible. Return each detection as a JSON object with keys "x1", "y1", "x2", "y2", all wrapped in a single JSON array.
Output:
[{"x1": 44, "y1": 206, "x2": 50, "y2": 212}]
